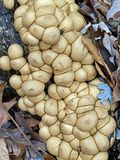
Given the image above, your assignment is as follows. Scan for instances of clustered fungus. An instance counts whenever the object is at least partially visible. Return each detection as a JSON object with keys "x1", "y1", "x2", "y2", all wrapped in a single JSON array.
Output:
[{"x1": 0, "y1": 0, "x2": 116, "y2": 160}]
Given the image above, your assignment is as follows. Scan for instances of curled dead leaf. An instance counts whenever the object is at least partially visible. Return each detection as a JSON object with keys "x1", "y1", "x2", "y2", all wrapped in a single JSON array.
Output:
[
  {"x1": 82, "y1": 36, "x2": 104, "y2": 65},
  {"x1": 113, "y1": 83, "x2": 120, "y2": 103},
  {"x1": 82, "y1": 36, "x2": 115, "y2": 88},
  {"x1": 44, "y1": 154, "x2": 56, "y2": 160},
  {"x1": 0, "y1": 83, "x2": 16, "y2": 129}
]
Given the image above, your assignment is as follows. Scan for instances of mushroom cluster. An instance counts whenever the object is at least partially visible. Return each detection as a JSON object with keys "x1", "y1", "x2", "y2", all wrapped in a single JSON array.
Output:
[{"x1": 0, "y1": 0, "x2": 116, "y2": 160}]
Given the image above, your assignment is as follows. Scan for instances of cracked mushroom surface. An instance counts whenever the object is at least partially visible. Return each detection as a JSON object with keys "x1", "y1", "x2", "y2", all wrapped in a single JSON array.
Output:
[{"x1": 0, "y1": 0, "x2": 116, "y2": 160}]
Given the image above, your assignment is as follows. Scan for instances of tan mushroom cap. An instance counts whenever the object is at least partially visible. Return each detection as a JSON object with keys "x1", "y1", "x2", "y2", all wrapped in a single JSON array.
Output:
[
  {"x1": 92, "y1": 152, "x2": 108, "y2": 160},
  {"x1": 9, "y1": 75, "x2": 22, "y2": 90},
  {"x1": 69, "y1": 12, "x2": 86, "y2": 31},
  {"x1": 52, "y1": 54, "x2": 72, "y2": 74},
  {"x1": 22, "y1": 80, "x2": 45, "y2": 96},
  {"x1": 8, "y1": 44, "x2": 23, "y2": 59},
  {"x1": 77, "y1": 111, "x2": 98, "y2": 132},
  {"x1": 80, "y1": 136, "x2": 99, "y2": 155},
  {"x1": 18, "y1": 97, "x2": 27, "y2": 111},
  {"x1": 46, "y1": 137, "x2": 62, "y2": 156},
  {"x1": 3, "y1": 0, "x2": 14, "y2": 9},
  {"x1": 17, "y1": 0, "x2": 28, "y2": 5},
  {"x1": 0, "y1": 56, "x2": 11, "y2": 71},
  {"x1": 28, "y1": 51, "x2": 44, "y2": 68},
  {"x1": 22, "y1": 7, "x2": 36, "y2": 28},
  {"x1": 42, "y1": 27, "x2": 60, "y2": 45}
]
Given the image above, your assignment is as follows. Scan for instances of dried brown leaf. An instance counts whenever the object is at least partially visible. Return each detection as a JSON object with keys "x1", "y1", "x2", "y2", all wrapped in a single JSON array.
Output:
[
  {"x1": 6, "y1": 138, "x2": 25, "y2": 157},
  {"x1": 0, "y1": 83, "x2": 16, "y2": 129},
  {"x1": 26, "y1": 117, "x2": 39, "y2": 128},
  {"x1": 82, "y1": 37, "x2": 104, "y2": 65},
  {"x1": 15, "y1": 112, "x2": 41, "y2": 141},
  {"x1": 95, "y1": 62, "x2": 106, "y2": 78},
  {"x1": 44, "y1": 154, "x2": 56, "y2": 160},
  {"x1": 10, "y1": 156, "x2": 23, "y2": 160},
  {"x1": 95, "y1": 62, "x2": 113, "y2": 88},
  {"x1": 91, "y1": 0, "x2": 109, "y2": 15},
  {"x1": 82, "y1": 37, "x2": 115, "y2": 88},
  {"x1": 77, "y1": 0, "x2": 98, "y2": 23},
  {"x1": 8, "y1": 112, "x2": 46, "y2": 157}
]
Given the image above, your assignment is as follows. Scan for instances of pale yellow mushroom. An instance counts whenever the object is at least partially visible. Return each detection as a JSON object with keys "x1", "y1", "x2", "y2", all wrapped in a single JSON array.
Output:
[
  {"x1": 46, "y1": 137, "x2": 62, "y2": 156},
  {"x1": 54, "y1": 71, "x2": 74, "y2": 86},
  {"x1": 9, "y1": 75, "x2": 22, "y2": 90},
  {"x1": 14, "y1": 5, "x2": 29, "y2": 19},
  {"x1": 28, "y1": 51, "x2": 44, "y2": 68},
  {"x1": 0, "y1": 56, "x2": 11, "y2": 71},
  {"x1": 77, "y1": 111, "x2": 98, "y2": 132},
  {"x1": 22, "y1": 8, "x2": 36, "y2": 28},
  {"x1": 59, "y1": 141, "x2": 72, "y2": 159},
  {"x1": 93, "y1": 132, "x2": 109, "y2": 151},
  {"x1": 39, "y1": 126, "x2": 51, "y2": 140},
  {"x1": 99, "y1": 117, "x2": 116, "y2": 136},
  {"x1": 92, "y1": 152, "x2": 108, "y2": 160},
  {"x1": 22, "y1": 80, "x2": 45, "y2": 96},
  {"x1": 18, "y1": 97, "x2": 27, "y2": 111},
  {"x1": 17, "y1": 0, "x2": 28, "y2": 5},
  {"x1": 19, "y1": 63, "x2": 31, "y2": 75},
  {"x1": 45, "y1": 98, "x2": 58, "y2": 116},
  {"x1": 49, "y1": 121, "x2": 61, "y2": 136},
  {"x1": 27, "y1": 106, "x2": 36, "y2": 115},
  {"x1": 8, "y1": 44, "x2": 23, "y2": 60},
  {"x1": 16, "y1": 88, "x2": 25, "y2": 96},
  {"x1": 42, "y1": 114, "x2": 57, "y2": 126},
  {"x1": 48, "y1": 84, "x2": 61, "y2": 100},
  {"x1": 23, "y1": 96, "x2": 34, "y2": 108},
  {"x1": 3, "y1": 0, "x2": 14, "y2": 9},
  {"x1": 69, "y1": 12, "x2": 86, "y2": 31},
  {"x1": 80, "y1": 136, "x2": 99, "y2": 155},
  {"x1": 52, "y1": 54, "x2": 72, "y2": 74},
  {"x1": 42, "y1": 27, "x2": 60, "y2": 45},
  {"x1": 35, "y1": 100, "x2": 45, "y2": 116},
  {"x1": 32, "y1": 70, "x2": 52, "y2": 83}
]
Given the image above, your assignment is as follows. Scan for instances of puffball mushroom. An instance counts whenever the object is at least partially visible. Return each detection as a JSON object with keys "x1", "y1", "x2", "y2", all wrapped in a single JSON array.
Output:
[
  {"x1": 69, "y1": 12, "x2": 86, "y2": 31},
  {"x1": 17, "y1": 0, "x2": 28, "y2": 5},
  {"x1": 8, "y1": 44, "x2": 23, "y2": 59},
  {"x1": 22, "y1": 80, "x2": 45, "y2": 96},
  {"x1": 9, "y1": 75, "x2": 22, "y2": 90},
  {"x1": 0, "y1": 56, "x2": 11, "y2": 71},
  {"x1": 3, "y1": 0, "x2": 14, "y2": 9},
  {"x1": 77, "y1": 111, "x2": 98, "y2": 132},
  {"x1": 39, "y1": 126, "x2": 51, "y2": 140},
  {"x1": 92, "y1": 152, "x2": 108, "y2": 160},
  {"x1": 1, "y1": 1, "x2": 116, "y2": 160},
  {"x1": 18, "y1": 97, "x2": 27, "y2": 111},
  {"x1": 46, "y1": 137, "x2": 62, "y2": 156},
  {"x1": 28, "y1": 51, "x2": 44, "y2": 68}
]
